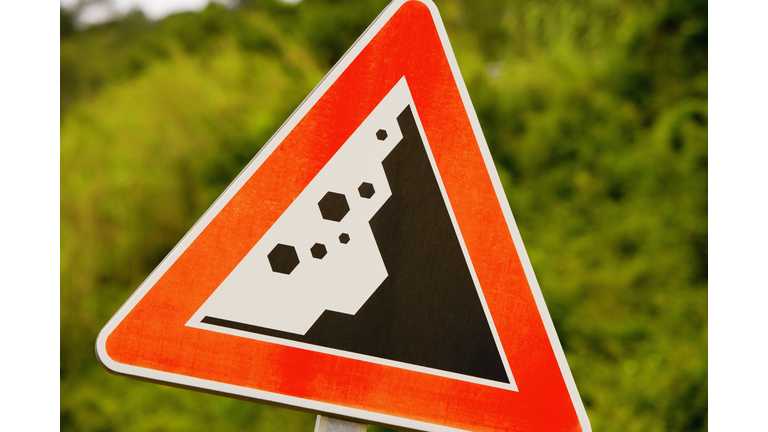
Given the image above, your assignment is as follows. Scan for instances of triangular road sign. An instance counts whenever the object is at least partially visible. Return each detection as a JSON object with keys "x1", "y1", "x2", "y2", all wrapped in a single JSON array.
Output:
[{"x1": 96, "y1": 1, "x2": 591, "y2": 431}]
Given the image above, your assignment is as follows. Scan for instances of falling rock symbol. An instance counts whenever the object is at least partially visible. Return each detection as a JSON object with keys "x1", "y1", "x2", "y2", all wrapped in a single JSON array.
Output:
[
  {"x1": 267, "y1": 244, "x2": 300, "y2": 274},
  {"x1": 310, "y1": 243, "x2": 328, "y2": 260},
  {"x1": 190, "y1": 82, "x2": 400, "y2": 337},
  {"x1": 376, "y1": 129, "x2": 388, "y2": 141},
  {"x1": 358, "y1": 182, "x2": 375, "y2": 199},
  {"x1": 190, "y1": 78, "x2": 513, "y2": 387},
  {"x1": 318, "y1": 192, "x2": 350, "y2": 222}
]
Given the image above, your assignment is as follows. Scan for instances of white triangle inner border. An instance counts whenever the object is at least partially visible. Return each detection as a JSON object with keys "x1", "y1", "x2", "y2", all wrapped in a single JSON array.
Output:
[{"x1": 187, "y1": 77, "x2": 518, "y2": 392}]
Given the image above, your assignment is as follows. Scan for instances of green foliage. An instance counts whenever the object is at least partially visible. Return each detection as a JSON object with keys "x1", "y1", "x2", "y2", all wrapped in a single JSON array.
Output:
[{"x1": 61, "y1": 0, "x2": 707, "y2": 431}]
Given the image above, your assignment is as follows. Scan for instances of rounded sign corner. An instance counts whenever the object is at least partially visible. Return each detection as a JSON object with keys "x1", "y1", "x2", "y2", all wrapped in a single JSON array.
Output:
[{"x1": 94, "y1": 326, "x2": 121, "y2": 375}]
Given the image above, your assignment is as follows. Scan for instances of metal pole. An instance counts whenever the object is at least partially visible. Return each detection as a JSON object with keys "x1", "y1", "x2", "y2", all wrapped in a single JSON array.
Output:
[{"x1": 313, "y1": 415, "x2": 367, "y2": 432}]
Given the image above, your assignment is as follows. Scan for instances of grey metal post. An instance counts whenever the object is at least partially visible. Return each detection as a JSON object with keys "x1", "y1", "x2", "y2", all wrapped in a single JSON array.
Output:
[{"x1": 313, "y1": 415, "x2": 367, "y2": 432}]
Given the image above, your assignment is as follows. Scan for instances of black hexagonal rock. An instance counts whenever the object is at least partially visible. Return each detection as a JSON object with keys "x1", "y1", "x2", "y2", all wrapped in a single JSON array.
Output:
[
  {"x1": 267, "y1": 244, "x2": 300, "y2": 274},
  {"x1": 358, "y1": 182, "x2": 375, "y2": 199},
  {"x1": 318, "y1": 192, "x2": 349, "y2": 222},
  {"x1": 339, "y1": 233, "x2": 350, "y2": 244},
  {"x1": 376, "y1": 129, "x2": 388, "y2": 141},
  {"x1": 310, "y1": 243, "x2": 327, "y2": 259}
]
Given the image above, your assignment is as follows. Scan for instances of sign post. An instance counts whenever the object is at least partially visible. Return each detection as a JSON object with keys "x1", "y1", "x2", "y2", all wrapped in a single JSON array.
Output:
[
  {"x1": 314, "y1": 416, "x2": 366, "y2": 432},
  {"x1": 96, "y1": 1, "x2": 591, "y2": 430}
]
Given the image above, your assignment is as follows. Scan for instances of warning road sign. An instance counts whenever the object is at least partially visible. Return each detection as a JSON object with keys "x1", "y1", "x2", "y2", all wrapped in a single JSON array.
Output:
[{"x1": 97, "y1": 1, "x2": 591, "y2": 431}]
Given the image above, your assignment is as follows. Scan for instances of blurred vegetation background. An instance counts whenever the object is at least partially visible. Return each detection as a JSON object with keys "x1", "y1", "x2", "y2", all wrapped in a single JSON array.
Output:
[{"x1": 60, "y1": 0, "x2": 707, "y2": 430}]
